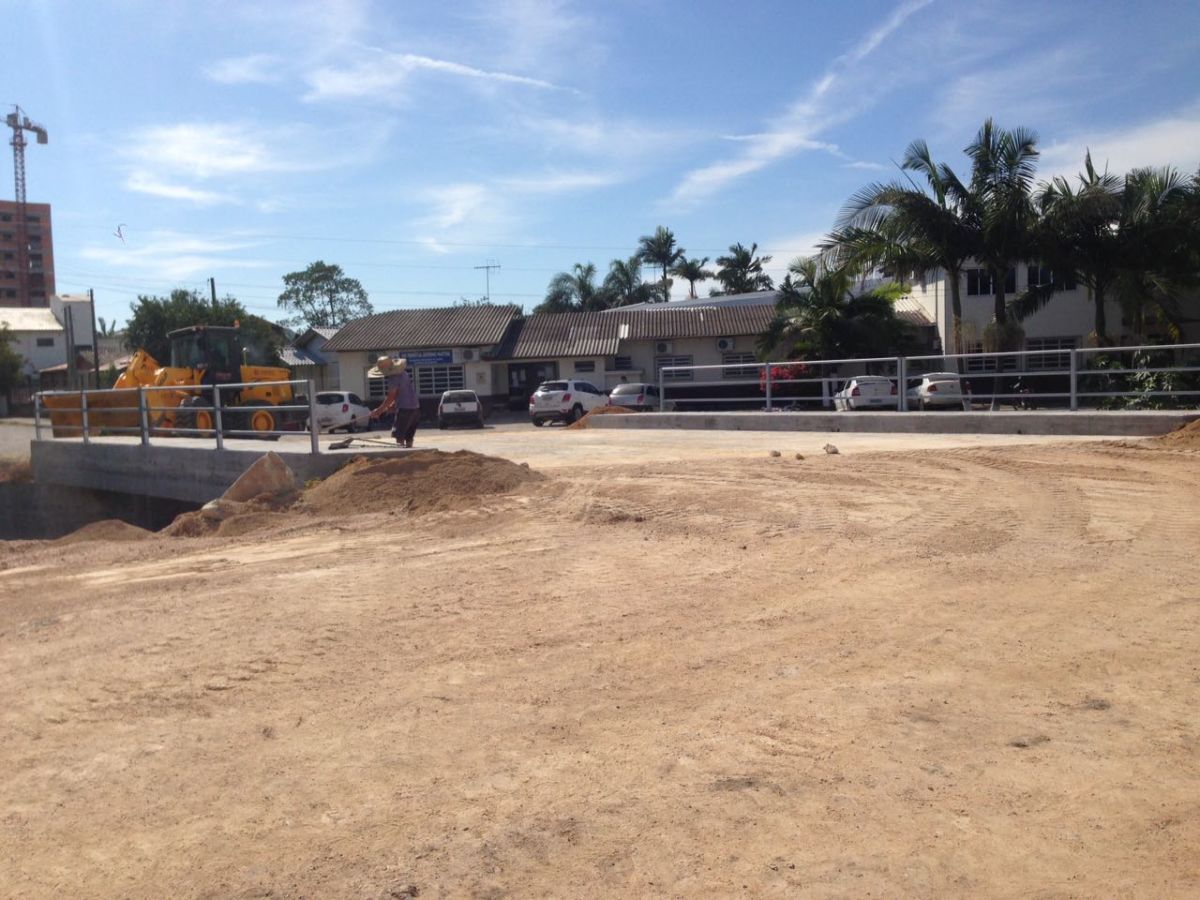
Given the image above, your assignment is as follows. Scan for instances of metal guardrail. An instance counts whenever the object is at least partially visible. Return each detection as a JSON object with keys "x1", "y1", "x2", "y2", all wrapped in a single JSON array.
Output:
[
  {"x1": 656, "y1": 343, "x2": 1200, "y2": 412},
  {"x1": 34, "y1": 378, "x2": 322, "y2": 454}
]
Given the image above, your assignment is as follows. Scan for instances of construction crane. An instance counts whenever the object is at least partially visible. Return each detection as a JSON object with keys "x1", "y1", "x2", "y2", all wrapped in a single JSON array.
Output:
[{"x1": 6, "y1": 105, "x2": 48, "y2": 307}]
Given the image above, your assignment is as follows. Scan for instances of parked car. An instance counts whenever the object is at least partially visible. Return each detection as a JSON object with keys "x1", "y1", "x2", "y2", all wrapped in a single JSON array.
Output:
[
  {"x1": 529, "y1": 379, "x2": 609, "y2": 426},
  {"x1": 832, "y1": 376, "x2": 897, "y2": 410},
  {"x1": 608, "y1": 382, "x2": 662, "y2": 411},
  {"x1": 310, "y1": 391, "x2": 372, "y2": 432},
  {"x1": 438, "y1": 389, "x2": 485, "y2": 429},
  {"x1": 907, "y1": 372, "x2": 967, "y2": 410}
]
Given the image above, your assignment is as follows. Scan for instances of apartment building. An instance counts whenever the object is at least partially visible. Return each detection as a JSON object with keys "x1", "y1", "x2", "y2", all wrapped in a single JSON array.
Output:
[{"x1": 0, "y1": 200, "x2": 55, "y2": 306}]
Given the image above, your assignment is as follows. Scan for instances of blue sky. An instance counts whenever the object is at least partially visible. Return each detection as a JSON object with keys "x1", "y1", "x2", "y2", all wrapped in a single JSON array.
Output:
[{"x1": 5, "y1": 0, "x2": 1199, "y2": 328}]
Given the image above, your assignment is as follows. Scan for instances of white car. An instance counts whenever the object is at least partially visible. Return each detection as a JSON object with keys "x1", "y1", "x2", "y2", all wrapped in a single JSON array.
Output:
[
  {"x1": 833, "y1": 376, "x2": 897, "y2": 410},
  {"x1": 906, "y1": 372, "x2": 967, "y2": 410},
  {"x1": 608, "y1": 382, "x2": 662, "y2": 411},
  {"x1": 529, "y1": 379, "x2": 609, "y2": 426},
  {"x1": 311, "y1": 390, "x2": 372, "y2": 432},
  {"x1": 438, "y1": 389, "x2": 485, "y2": 429}
]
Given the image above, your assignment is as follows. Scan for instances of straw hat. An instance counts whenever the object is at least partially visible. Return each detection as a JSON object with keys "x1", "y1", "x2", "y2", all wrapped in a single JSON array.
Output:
[{"x1": 370, "y1": 355, "x2": 407, "y2": 377}]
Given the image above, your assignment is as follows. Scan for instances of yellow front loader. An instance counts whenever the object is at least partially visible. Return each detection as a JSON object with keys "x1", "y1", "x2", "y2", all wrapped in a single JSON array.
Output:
[{"x1": 43, "y1": 325, "x2": 304, "y2": 438}]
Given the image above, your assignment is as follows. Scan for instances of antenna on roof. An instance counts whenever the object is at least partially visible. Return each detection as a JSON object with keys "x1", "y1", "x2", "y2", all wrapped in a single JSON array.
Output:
[{"x1": 473, "y1": 259, "x2": 501, "y2": 303}]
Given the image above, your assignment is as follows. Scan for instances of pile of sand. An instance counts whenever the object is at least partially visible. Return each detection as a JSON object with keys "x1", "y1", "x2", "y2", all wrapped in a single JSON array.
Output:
[
  {"x1": 58, "y1": 519, "x2": 154, "y2": 544},
  {"x1": 1153, "y1": 418, "x2": 1200, "y2": 449},
  {"x1": 301, "y1": 450, "x2": 543, "y2": 516},
  {"x1": 566, "y1": 405, "x2": 635, "y2": 430}
]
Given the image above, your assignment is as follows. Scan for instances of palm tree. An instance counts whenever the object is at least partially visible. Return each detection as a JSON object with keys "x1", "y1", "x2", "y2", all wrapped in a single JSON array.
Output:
[
  {"x1": 536, "y1": 262, "x2": 605, "y2": 313},
  {"x1": 962, "y1": 118, "x2": 1040, "y2": 331},
  {"x1": 97, "y1": 316, "x2": 121, "y2": 337},
  {"x1": 604, "y1": 256, "x2": 653, "y2": 307},
  {"x1": 826, "y1": 139, "x2": 977, "y2": 353},
  {"x1": 713, "y1": 243, "x2": 774, "y2": 295},
  {"x1": 757, "y1": 257, "x2": 917, "y2": 361},
  {"x1": 669, "y1": 256, "x2": 715, "y2": 298},
  {"x1": 637, "y1": 226, "x2": 685, "y2": 302}
]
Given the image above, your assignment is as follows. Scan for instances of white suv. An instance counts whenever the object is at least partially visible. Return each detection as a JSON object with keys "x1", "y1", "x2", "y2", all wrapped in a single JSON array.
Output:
[{"x1": 529, "y1": 379, "x2": 609, "y2": 426}]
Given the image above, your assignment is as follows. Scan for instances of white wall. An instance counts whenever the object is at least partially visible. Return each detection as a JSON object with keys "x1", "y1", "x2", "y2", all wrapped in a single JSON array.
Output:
[{"x1": 12, "y1": 330, "x2": 66, "y2": 374}]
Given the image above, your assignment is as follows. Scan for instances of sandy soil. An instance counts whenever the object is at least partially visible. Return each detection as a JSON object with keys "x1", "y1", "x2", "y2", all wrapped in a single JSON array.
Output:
[{"x1": 2, "y1": 435, "x2": 1199, "y2": 898}]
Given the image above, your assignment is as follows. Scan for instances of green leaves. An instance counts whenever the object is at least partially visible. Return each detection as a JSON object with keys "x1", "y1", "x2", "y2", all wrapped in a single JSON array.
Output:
[{"x1": 277, "y1": 261, "x2": 373, "y2": 329}]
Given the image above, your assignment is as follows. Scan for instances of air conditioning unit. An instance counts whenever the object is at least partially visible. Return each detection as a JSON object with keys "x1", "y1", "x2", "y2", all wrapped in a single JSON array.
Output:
[
  {"x1": 460, "y1": 348, "x2": 477, "y2": 362},
  {"x1": 716, "y1": 336, "x2": 736, "y2": 352},
  {"x1": 655, "y1": 340, "x2": 674, "y2": 354}
]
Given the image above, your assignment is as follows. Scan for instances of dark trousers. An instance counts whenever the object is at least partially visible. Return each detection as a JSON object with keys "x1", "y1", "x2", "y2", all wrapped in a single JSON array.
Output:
[{"x1": 392, "y1": 407, "x2": 420, "y2": 443}]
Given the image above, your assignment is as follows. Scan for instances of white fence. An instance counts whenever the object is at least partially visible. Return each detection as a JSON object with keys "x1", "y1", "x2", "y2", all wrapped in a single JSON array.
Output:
[{"x1": 657, "y1": 342, "x2": 1200, "y2": 412}]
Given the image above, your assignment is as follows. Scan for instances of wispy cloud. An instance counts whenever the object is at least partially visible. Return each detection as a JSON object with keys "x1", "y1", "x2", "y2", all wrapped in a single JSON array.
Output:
[
  {"x1": 843, "y1": 160, "x2": 889, "y2": 171},
  {"x1": 79, "y1": 232, "x2": 273, "y2": 282},
  {"x1": 304, "y1": 47, "x2": 575, "y2": 102},
  {"x1": 666, "y1": 0, "x2": 934, "y2": 206},
  {"x1": 1038, "y1": 108, "x2": 1200, "y2": 181},
  {"x1": 124, "y1": 174, "x2": 233, "y2": 206},
  {"x1": 204, "y1": 53, "x2": 284, "y2": 85}
]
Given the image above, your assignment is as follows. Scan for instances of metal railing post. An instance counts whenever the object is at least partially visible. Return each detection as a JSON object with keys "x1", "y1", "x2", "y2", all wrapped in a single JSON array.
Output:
[
  {"x1": 34, "y1": 393, "x2": 42, "y2": 441},
  {"x1": 1069, "y1": 349, "x2": 1078, "y2": 411},
  {"x1": 213, "y1": 385, "x2": 224, "y2": 451},
  {"x1": 308, "y1": 380, "x2": 319, "y2": 454},
  {"x1": 765, "y1": 363, "x2": 773, "y2": 410},
  {"x1": 80, "y1": 391, "x2": 90, "y2": 445},
  {"x1": 138, "y1": 387, "x2": 150, "y2": 446},
  {"x1": 658, "y1": 368, "x2": 665, "y2": 412},
  {"x1": 897, "y1": 356, "x2": 908, "y2": 411}
]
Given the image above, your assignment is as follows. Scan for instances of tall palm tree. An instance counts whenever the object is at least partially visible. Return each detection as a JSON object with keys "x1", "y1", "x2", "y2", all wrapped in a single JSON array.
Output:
[
  {"x1": 637, "y1": 226, "x2": 685, "y2": 302},
  {"x1": 826, "y1": 139, "x2": 977, "y2": 353},
  {"x1": 713, "y1": 243, "x2": 774, "y2": 295},
  {"x1": 669, "y1": 256, "x2": 715, "y2": 298},
  {"x1": 962, "y1": 118, "x2": 1040, "y2": 330},
  {"x1": 536, "y1": 262, "x2": 605, "y2": 313},
  {"x1": 604, "y1": 256, "x2": 653, "y2": 307}
]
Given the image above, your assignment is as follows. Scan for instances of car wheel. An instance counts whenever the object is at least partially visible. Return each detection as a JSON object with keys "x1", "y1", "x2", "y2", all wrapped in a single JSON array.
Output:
[
  {"x1": 532, "y1": 418, "x2": 545, "y2": 427},
  {"x1": 347, "y1": 419, "x2": 357, "y2": 433},
  {"x1": 476, "y1": 416, "x2": 485, "y2": 429},
  {"x1": 438, "y1": 419, "x2": 446, "y2": 429},
  {"x1": 567, "y1": 404, "x2": 583, "y2": 424}
]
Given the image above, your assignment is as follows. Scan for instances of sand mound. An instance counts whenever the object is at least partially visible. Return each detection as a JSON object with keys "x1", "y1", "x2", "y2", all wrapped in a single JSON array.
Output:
[
  {"x1": 301, "y1": 450, "x2": 542, "y2": 516},
  {"x1": 0, "y1": 458, "x2": 33, "y2": 484},
  {"x1": 567, "y1": 405, "x2": 635, "y2": 430},
  {"x1": 58, "y1": 519, "x2": 154, "y2": 544},
  {"x1": 1153, "y1": 417, "x2": 1200, "y2": 449}
]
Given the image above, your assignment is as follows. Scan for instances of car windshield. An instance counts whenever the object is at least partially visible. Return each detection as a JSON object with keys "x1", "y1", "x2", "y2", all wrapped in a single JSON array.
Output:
[
  {"x1": 610, "y1": 384, "x2": 643, "y2": 395},
  {"x1": 442, "y1": 391, "x2": 476, "y2": 402},
  {"x1": 316, "y1": 394, "x2": 343, "y2": 405},
  {"x1": 539, "y1": 381, "x2": 568, "y2": 392}
]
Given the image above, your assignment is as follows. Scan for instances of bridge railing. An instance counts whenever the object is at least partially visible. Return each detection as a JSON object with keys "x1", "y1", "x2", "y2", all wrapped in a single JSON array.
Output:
[
  {"x1": 656, "y1": 342, "x2": 1200, "y2": 412},
  {"x1": 34, "y1": 379, "x2": 321, "y2": 454}
]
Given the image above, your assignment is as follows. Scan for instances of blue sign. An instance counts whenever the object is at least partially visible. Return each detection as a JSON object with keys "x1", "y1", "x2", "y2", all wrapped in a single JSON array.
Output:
[{"x1": 401, "y1": 350, "x2": 453, "y2": 366}]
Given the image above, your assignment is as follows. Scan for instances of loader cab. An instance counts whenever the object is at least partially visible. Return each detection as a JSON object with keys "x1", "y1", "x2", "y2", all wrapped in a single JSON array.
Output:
[{"x1": 168, "y1": 326, "x2": 242, "y2": 386}]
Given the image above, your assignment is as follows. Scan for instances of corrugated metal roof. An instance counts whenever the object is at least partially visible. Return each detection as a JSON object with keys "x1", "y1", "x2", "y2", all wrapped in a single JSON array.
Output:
[
  {"x1": 893, "y1": 297, "x2": 935, "y2": 327},
  {"x1": 615, "y1": 290, "x2": 780, "y2": 311},
  {"x1": 281, "y1": 345, "x2": 323, "y2": 366},
  {"x1": 0, "y1": 307, "x2": 63, "y2": 332},
  {"x1": 503, "y1": 304, "x2": 777, "y2": 359},
  {"x1": 323, "y1": 305, "x2": 521, "y2": 352}
]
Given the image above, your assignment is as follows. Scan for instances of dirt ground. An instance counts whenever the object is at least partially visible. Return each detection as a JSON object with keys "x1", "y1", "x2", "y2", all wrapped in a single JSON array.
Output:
[{"x1": 2, "y1": 432, "x2": 1199, "y2": 898}]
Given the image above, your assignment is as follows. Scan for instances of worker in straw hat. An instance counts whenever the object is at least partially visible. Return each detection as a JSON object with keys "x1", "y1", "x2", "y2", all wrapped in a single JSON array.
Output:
[{"x1": 369, "y1": 355, "x2": 421, "y2": 447}]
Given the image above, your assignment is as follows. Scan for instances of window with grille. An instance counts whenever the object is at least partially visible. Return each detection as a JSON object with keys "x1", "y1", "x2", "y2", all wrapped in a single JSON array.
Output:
[
  {"x1": 964, "y1": 342, "x2": 1018, "y2": 372},
  {"x1": 367, "y1": 375, "x2": 385, "y2": 402},
  {"x1": 36, "y1": 337, "x2": 54, "y2": 347},
  {"x1": 1025, "y1": 337, "x2": 1075, "y2": 371},
  {"x1": 722, "y1": 352, "x2": 758, "y2": 378},
  {"x1": 613, "y1": 355, "x2": 634, "y2": 371},
  {"x1": 965, "y1": 267, "x2": 1016, "y2": 296},
  {"x1": 414, "y1": 365, "x2": 465, "y2": 396},
  {"x1": 573, "y1": 360, "x2": 595, "y2": 373},
  {"x1": 656, "y1": 355, "x2": 693, "y2": 381}
]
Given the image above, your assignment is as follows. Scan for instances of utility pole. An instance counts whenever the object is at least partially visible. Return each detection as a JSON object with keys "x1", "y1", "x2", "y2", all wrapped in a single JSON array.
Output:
[
  {"x1": 209, "y1": 276, "x2": 217, "y2": 309},
  {"x1": 89, "y1": 288, "x2": 100, "y2": 389},
  {"x1": 6, "y1": 105, "x2": 49, "y2": 307},
  {"x1": 473, "y1": 260, "x2": 501, "y2": 303}
]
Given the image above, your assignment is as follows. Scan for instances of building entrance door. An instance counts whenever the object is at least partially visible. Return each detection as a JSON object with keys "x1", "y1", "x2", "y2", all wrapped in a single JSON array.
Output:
[{"x1": 507, "y1": 362, "x2": 558, "y2": 410}]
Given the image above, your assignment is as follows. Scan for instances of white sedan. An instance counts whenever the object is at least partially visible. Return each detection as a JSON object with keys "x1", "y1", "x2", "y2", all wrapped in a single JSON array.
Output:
[
  {"x1": 310, "y1": 391, "x2": 373, "y2": 432},
  {"x1": 906, "y1": 372, "x2": 967, "y2": 410},
  {"x1": 833, "y1": 375, "x2": 898, "y2": 410}
]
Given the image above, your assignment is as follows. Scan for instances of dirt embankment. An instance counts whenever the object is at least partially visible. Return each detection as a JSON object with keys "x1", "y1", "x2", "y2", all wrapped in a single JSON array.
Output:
[
  {"x1": 0, "y1": 457, "x2": 33, "y2": 483},
  {"x1": 566, "y1": 405, "x2": 635, "y2": 429},
  {"x1": 1153, "y1": 417, "x2": 1200, "y2": 449}
]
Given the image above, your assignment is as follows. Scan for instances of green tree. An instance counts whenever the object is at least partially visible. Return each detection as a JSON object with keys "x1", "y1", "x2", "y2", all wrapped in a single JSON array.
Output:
[
  {"x1": 277, "y1": 260, "x2": 373, "y2": 328},
  {"x1": 125, "y1": 289, "x2": 282, "y2": 366},
  {"x1": 96, "y1": 316, "x2": 120, "y2": 337},
  {"x1": 637, "y1": 226, "x2": 685, "y2": 302},
  {"x1": 536, "y1": 262, "x2": 608, "y2": 313},
  {"x1": 827, "y1": 139, "x2": 977, "y2": 353},
  {"x1": 603, "y1": 256, "x2": 653, "y2": 307},
  {"x1": 669, "y1": 256, "x2": 715, "y2": 298},
  {"x1": 0, "y1": 325, "x2": 24, "y2": 393},
  {"x1": 712, "y1": 242, "x2": 774, "y2": 295},
  {"x1": 757, "y1": 257, "x2": 917, "y2": 361}
]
